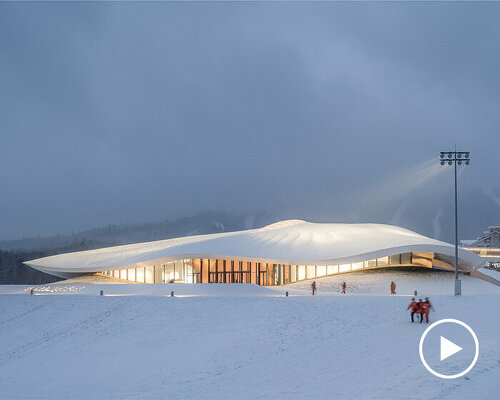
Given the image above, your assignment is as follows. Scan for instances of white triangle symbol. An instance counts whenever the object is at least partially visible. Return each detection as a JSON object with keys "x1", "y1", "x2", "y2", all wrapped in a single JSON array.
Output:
[{"x1": 440, "y1": 336, "x2": 463, "y2": 361}]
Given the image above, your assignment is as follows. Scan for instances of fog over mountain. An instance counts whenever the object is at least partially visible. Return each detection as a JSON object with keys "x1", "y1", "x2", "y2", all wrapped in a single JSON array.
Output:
[{"x1": 1, "y1": 2, "x2": 499, "y2": 243}]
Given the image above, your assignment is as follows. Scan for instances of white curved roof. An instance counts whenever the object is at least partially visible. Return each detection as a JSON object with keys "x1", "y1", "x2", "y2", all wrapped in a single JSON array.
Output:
[{"x1": 25, "y1": 220, "x2": 484, "y2": 276}]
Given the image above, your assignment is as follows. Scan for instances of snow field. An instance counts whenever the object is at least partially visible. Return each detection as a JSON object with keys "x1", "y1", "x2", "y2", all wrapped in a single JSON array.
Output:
[{"x1": 0, "y1": 270, "x2": 498, "y2": 399}]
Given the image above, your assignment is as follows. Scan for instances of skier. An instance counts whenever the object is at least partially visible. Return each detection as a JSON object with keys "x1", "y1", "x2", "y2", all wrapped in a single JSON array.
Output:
[
  {"x1": 390, "y1": 281, "x2": 396, "y2": 295},
  {"x1": 311, "y1": 281, "x2": 317, "y2": 296},
  {"x1": 407, "y1": 297, "x2": 418, "y2": 322},
  {"x1": 341, "y1": 282, "x2": 346, "y2": 294}
]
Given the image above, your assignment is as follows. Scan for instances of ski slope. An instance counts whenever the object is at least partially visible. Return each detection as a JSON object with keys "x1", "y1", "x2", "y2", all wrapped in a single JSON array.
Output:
[{"x1": 0, "y1": 270, "x2": 499, "y2": 400}]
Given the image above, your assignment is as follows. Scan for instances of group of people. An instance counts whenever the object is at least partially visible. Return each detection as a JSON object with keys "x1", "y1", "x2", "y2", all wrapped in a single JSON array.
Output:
[
  {"x1": 309, "y1": 281, "x2": 434, "y2": 324},
  {"x1": 407, "y1": 297, "x2": 433, "y2": 323},
  {"x1": 310, "y1": 281, "x2": 394, "y2": 295}
]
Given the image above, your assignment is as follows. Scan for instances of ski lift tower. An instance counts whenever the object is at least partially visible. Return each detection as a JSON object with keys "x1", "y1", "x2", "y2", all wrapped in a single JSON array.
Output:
[{"x1": 439, "y1": 150, "x2": 470, "y2": 296}]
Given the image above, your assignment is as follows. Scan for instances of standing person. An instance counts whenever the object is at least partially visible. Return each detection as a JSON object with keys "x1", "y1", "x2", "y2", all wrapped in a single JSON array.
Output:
[
  {"x1": 407, "y1": 297, "x2": 418, "y2": 322},
  {"x1": 421, "y1": 297, "x2": 433, "y2": 324},
  {"x1": 417, "y1": 299, "x2": 425, "y2": 323},
  {"x1": 341, "y1": 282, "x2": 346, "y2": 294},
  {"x1": 311, "y1": 281, "x2": 317, "y2": 296},
  {"x1": 390, "y1": 281, "x2": 396, "y2": 295}
]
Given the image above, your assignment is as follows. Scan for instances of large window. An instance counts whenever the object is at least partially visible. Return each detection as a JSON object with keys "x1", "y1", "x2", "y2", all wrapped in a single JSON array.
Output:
[
  {"x1": 298, "y1": 265, "x2": 306, "y2": 280},
  {"x1": 184, "y1": 260, "x2": 194, "y2": 283},
  {"x1": 327, "y1": 265, "x2": 338, "y2": 275},
  {"x1": 164, "y1": 262, "x2": 175, "y2": 282},
  {"x1": 352, "y1": 262, "x2": 363, "y2": 270},
  {"x1": 154, "y1": 265, "x2": 163, "y2": 283},
  {"x1": 377, "y1": 256, "x2": 389, "y2": 266},
  {"x1": 145, "y1": 266, "x2": 154, "y2": 283},
  {"x1": 128, "y1": 268, "x2": 136, "y2": 281},
  {"x1": 339, "y1": 264, "x2": 351, "y2": 273},
  {"x1": 136, "y1": 267, "x2": 145, "y2": 283}
]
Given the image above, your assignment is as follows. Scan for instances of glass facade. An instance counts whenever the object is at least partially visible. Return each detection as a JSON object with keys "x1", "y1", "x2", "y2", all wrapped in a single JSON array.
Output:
[{"x1": 100, "y1": 252, "x2": 451, "y2": 286}]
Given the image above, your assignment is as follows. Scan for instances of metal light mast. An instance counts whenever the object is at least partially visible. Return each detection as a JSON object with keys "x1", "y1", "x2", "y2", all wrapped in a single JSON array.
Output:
[{"x1": 439, "y1": 150, "x2": 470, "y2": 296}]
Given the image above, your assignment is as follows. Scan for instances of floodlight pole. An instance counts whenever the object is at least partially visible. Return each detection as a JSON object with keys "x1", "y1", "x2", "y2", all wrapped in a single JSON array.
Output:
[{"x1": 439, "y1": 150, "x2": 470, "y2": 296}]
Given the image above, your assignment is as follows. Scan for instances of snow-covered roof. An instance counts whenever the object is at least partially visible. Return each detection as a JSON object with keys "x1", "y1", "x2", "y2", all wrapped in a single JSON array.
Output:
[{"x1": 25, "y1": 220, "x2": 484, "y2": 276}]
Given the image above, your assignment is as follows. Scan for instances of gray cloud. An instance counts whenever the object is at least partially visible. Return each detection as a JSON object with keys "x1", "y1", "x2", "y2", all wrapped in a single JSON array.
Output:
[{"x1": 1, "y1": 2, "x2": 499, "y2": 240}]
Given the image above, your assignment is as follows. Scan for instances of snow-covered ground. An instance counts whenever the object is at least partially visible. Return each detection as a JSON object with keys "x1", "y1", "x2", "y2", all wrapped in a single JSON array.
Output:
[{"x1": 0, "y1": 270, "x2": 499, "y2": 400}]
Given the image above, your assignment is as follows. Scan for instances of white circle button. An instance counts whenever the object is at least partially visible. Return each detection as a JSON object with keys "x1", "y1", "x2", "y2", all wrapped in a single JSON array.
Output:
[{"x1": 419, "y1": 318, "x2": 479, "y2": 379}]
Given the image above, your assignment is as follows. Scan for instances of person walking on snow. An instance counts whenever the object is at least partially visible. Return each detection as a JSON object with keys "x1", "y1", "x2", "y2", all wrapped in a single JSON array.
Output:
[
  {"x1": 420, "y1": 297, "x2": 433, "y2": 324},
  {"x1": 407, "y1": 297, "x2": 418, "y2": 322},
  {"x1": 311, "y1": 281, "x2": 317, "y2": 296},
  {"x1": 417, "y1": 299, "x2": 425, "y2": 323},
  {"x1": 390, "y1": 281, "x2": 396, "y2": 295},
  {"x1": 341, "y1": 282, "x2": 346, "y2": 294}
]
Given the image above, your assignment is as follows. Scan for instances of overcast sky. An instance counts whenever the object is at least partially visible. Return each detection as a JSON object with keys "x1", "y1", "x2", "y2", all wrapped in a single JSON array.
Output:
[{"x1": 1, "y1": 2, "x2": 499, "y2": 240}]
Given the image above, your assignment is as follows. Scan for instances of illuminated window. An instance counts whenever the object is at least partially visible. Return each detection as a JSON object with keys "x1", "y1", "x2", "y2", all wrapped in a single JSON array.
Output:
[
  {"x1": 128, "y1": 268, "x2": 136, "y2": 282},
  {"x1": 136, "y1": 267, "x2": 145, "y2": 283},
  {"x1": 352, "y1": 262, "x2": 363, "y2": 270},
  {"x1": 145, "y1": 266, "x2": 154, "y2": 283},
  {"x1": 366, "y1": 259, "x2": 377, "y2": 268},
  {"x1": 298, "y1": 265, "x2": 306, "y2": 280},
  {"x1": 290, "y1": 265, "x2": 297, "y2": 282},
  {"x1": 306, "y1": 265, "x2": 316, "y2": 279},
  {"x1": 164, "y1": 262, "x2": 175, "y2": 282},
  {"x1": 113, "y1": 269, "x2": 119, "y2": 278},
  {"x1": 316, "y1": 266, "x2": 327, "y2": 276},
  {"x1": 339, "y1": 264, "x2": 351, "y2": 273},
  {"x1": 154, "y1": 265, "x2": 163, "y2": 283},
  {"x1": 174, "y1": 260, "x2": 184, "y2": 281},
  {"x1": 185, "y1": 263, "x2": 193, "y2": 283},
  {"x1": 327, "y1": 265, "x2": 338, "y2": 275},
  {"x1": 377, "y1": 256, "x2": 389, "y2": 266}
]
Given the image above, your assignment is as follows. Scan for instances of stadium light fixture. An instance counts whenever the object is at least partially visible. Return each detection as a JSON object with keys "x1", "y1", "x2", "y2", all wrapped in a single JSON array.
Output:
[{"x1": 439, "y1": 149, "x2": 471, "y2": 296}]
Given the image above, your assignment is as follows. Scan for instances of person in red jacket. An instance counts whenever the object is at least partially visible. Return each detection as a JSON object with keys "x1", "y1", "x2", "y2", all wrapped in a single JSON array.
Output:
[
  {"x1": 416, "y1": 299, "x2": 426, "y2": 323},
  {"x1": 341, "y1": 282, "x2": 346, "y2": 294},
  {"x1": 407, "y1": 297, "x2": 418, "y2": 322},
  {"x1": 390, "y1": 281, "x2": 396, "y2": 295},
  {"x1": 420, "y1": 297, "x2": 433, "y2": 323},
  {"x1": 311, "y1": 281, "x2": 317, "y2": 296}
]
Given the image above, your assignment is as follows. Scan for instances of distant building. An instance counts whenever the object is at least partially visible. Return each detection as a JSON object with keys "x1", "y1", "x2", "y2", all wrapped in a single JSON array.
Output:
[{"x1": 463, "y1": 226, "x2": 500, "y2": 270}]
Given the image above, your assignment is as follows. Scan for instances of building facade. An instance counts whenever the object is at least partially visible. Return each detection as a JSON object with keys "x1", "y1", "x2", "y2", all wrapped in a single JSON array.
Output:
[
  {"x1": 464, "y1": 226, "x2": 500, "y2": 269},
  {"x1": 99, "y1": 251, "x2": 464, "y2": 285}
]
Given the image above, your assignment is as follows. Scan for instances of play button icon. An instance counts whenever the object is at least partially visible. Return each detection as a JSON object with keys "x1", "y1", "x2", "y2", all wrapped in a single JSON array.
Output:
[
  {"x1": 419, "y1": 319, "x2": 479, "y2": 379},
  {"x1": 440, "y1": 336, "x2": 463, "y2": 361}
]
